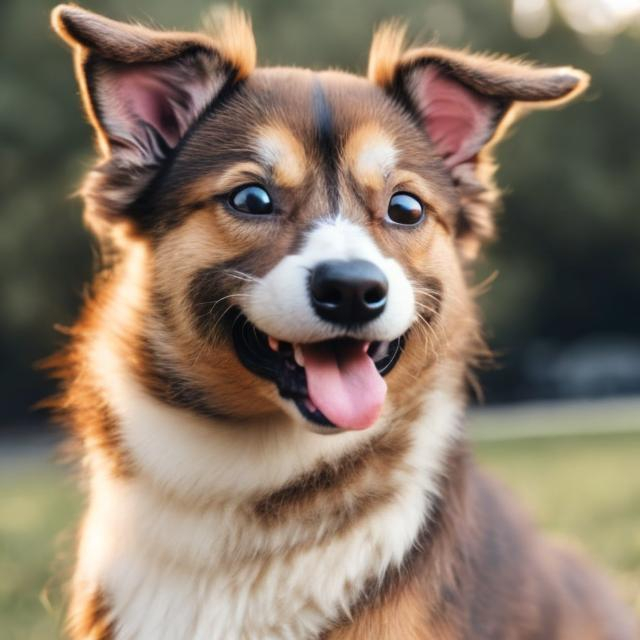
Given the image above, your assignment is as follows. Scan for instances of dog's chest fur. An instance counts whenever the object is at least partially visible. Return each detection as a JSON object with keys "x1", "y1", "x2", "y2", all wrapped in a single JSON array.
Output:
[
  {"x1": 74, "y1": 338, "x2": 462, "y2": 640},
  {"x1": 81, "y1": 476, "x2": 425, "y2": 640}
]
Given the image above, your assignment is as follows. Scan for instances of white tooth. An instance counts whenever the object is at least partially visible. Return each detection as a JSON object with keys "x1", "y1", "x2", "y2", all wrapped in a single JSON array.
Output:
[
  {"x1": 268, "y1": 336, "x2": 279, "y2": 352},
  {"x1": 374, "y1": 341, "x2": 391, "y2": 361},
  {"x1": 293, "y1": 344, "x2": 305, "y2": 367}
]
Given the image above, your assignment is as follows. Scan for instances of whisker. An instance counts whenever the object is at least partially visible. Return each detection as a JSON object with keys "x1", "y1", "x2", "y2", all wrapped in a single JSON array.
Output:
[
  {"x1": 414, "y1": 310, "x2": 441, "y2": 358},
  {"x1": 194, "y1": 293, "x2": 250, "y2": 307},
  {"x1": 412, "y1": 287, "x2": 446, "y2": 305},
  {"x1": 414, "y1": 300, "x2": 439, "y2": 315},
  {"x1": 223, "y1": 269, "x2": 261, "y2": 284},
  {"x1": 192, "y1": 302, "x2": 240, "y2": 366},
  {"x1": 191, "y1": 292, "x2": 249, "y2": 365}
]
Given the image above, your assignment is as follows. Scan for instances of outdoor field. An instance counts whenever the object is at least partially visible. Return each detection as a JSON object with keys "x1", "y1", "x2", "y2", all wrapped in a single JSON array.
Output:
[{"x1": 1, "y1": 400, "x2": 639, "y2": 639}]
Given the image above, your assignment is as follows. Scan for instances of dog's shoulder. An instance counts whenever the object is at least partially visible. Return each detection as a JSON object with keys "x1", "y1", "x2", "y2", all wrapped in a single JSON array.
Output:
[{"x1": 327, "y1": 453, "x2": 636, "y2": 639}]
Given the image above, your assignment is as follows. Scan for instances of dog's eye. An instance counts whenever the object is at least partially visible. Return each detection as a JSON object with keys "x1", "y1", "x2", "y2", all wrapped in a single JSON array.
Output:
[
  {"x1": 229, "y1": 185, "x2": 273, "y2": 216},
  {"x1": 387, "y1": 193, "x2": 424, "y2": 226}
]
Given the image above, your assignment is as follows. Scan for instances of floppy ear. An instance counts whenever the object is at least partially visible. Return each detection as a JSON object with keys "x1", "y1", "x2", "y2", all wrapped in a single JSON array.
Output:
[
  {"x1": 369, "y1": 28, "x2": 589, "y2": 258},
  {"x1": 51, "y1": 4, "x2": 254, "y2": 229}
]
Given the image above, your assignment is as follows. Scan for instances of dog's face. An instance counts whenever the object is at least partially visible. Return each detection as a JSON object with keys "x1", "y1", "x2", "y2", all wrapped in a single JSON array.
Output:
[
  {"x1": 148, "y1": 68, "x2": 467, "y2": 432},
  {"x1": 53, "y1": 7, "x2": 588, "y2": 433}
]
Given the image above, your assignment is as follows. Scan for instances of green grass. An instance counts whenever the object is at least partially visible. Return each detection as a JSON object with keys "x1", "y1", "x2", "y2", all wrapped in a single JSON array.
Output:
[
  {"x1": 1, "y1": 417, "x2": 639, "y2": 638},
  {"x1": 0, "y1": 461, "x2": 81, "y2": 640},
  {"x1": 475, "y1": 431, "x2": 640, "y2": 616}
]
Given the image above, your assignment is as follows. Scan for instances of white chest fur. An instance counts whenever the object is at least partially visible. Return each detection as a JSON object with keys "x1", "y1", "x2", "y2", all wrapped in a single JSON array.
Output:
[
  {"x1": 79, "y1": 471, "x2": 426, "y2": 639},
  {"x1": 77, "y1": 340, "x2": 462, "y2": 639}
]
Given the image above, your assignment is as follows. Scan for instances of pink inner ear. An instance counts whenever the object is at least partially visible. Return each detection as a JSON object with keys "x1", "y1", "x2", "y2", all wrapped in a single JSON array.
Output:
[
  {"x1": 92, "y1": 53, "x2": 224, "y2": 163},
  {"x1": 419, "y1": 67, "x2": 497, "y2": 169},
  {"x1": 112, "y1": 67, "x2": 183, "y2": 147}
]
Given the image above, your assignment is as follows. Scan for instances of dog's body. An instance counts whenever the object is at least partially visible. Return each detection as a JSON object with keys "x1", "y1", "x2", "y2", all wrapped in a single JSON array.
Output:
[{"x1": 50, "y1": 5, "x2": 636, "y2": 639}]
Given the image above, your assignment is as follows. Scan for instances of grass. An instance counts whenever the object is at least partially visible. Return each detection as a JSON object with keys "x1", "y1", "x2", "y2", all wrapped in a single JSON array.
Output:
[
  {"x1": 475, "y1": 432, "x2": 640, "y2": 615},
  {"x1": 0, "y1": 460, "x2": 81, "y2": 640},
  {"x1": 471, "y1": 399, "x2": 640, "y2": 614},
  {"x1": 1, "y1": 406, "x2": 639, "y2": 638}
]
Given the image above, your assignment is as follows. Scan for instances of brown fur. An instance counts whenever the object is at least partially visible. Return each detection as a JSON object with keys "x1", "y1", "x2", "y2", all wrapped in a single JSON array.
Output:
[
  {"x1": 67, "y1": 587, "x2": 115, "y2": 640},
  {"x1": 44, "y1": 272, "x2": 136, "y2": 478},
  {"x1": 326, "y1": 447, "x2": 635, "y2": 639},
  {"x1": 49, "y1": 5, "x2": 636, "y2": 640},
  {"x1": 253, "y1": 424, "x2": 410, "y2": 531}
]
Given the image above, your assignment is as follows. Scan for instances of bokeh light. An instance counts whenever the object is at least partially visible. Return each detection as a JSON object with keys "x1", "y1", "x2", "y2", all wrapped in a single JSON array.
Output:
[{"x1": 513, "y1": 0, "x2": 640, "y2": 41}]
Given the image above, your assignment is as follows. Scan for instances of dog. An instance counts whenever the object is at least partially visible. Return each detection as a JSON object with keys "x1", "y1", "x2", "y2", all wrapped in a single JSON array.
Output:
[{"x1": 50, "y1": 4, "x2": 637, "y2": 639}]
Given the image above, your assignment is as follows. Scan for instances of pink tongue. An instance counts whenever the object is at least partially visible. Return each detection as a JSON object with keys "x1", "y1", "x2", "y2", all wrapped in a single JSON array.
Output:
[{"x1": 300, "y1": 342, "x2": 387, "y2": 430}]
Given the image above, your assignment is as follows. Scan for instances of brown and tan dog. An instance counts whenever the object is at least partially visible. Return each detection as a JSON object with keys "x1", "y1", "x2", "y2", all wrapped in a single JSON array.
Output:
[{"x1": 50, "y1": 5, "x2": 636, "y2": 639}]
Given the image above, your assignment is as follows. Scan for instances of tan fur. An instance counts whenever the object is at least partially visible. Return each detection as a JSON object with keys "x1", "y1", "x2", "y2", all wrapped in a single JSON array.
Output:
[
  {"x1": 343, "y1": 123, "x2": 397, "y2": 190},
  {"x1": 44, "y1": 273, "x2": 136, "y2": 479},
  {"x1": 325, "y1": 583, "x2": 435, "y2": 640},
  {"x1": 255, "y1": 124, "x2": 309, "y2": 188},
  {"x1": 67, "y1": 587, "x2": 115, "y2": 640},
  {"x1": 367, "y1": 21, "x2": 408, "y2": 88},
  {"x1": 202, "y1": 6, "x2": 256, "y2": 81}
]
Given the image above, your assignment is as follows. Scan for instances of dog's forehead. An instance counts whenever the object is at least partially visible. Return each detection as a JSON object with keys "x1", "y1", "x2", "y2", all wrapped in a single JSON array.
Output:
[
  {"x1": 181, "y1": 67, "x2": 413, "y2": 165},
  {"x1": 248, "y1": 68, "x2": 402, "y2": 134}
]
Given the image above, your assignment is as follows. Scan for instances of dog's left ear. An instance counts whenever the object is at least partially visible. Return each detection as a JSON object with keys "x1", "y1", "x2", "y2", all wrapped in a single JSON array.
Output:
[
  {"x1": 369, "y1": 28, "x2": 589, "y2": 258},
  {"x1": 51, "y1": 4, "x2": 255, "y2": 232}
]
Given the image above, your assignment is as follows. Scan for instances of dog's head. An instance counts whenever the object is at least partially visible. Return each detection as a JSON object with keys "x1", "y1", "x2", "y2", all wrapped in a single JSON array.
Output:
[{"x1": 53, "y1": 6, "x2": 588, "y2": 433}]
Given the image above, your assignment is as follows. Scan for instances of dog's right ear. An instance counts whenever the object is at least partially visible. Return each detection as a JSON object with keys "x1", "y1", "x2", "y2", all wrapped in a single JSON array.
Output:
[
  {"x1": 51, "y1": 5, "x2": 255, "y2": 229},
  {"x1": 368, "y1": 24, "x2": 588, "y2": 260}
]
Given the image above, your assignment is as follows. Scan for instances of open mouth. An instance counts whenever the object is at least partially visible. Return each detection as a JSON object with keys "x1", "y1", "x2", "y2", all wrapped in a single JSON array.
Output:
[{"x1": 231, "y1": 311, "x2": 405, "y2": 432}]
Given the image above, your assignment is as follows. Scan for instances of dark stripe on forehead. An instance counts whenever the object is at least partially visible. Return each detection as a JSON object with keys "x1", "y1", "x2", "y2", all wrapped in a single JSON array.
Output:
[{"x1": 312, "y1": 80, "x2": 339, "y2": 212}]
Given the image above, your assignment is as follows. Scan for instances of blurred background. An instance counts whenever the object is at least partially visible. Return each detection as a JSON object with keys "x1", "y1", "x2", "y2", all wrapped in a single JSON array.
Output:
[{"x1": 1, "y1": 0, "x2": 639, "y2": 638}]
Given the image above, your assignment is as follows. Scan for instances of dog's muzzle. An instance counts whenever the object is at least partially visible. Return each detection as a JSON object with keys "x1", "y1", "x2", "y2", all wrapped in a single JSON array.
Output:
[{"x1": 231, "y1": 310, "x2": 405, "y2": 433}]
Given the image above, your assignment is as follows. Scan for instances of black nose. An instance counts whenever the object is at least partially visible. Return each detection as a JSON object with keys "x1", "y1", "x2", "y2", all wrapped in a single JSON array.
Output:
[{"x1": 310, "y1": 259, "x2": 388, "y2": 325}]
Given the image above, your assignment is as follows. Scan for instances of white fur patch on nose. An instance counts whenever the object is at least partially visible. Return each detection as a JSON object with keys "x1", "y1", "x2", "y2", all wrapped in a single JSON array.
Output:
[
  {"x1": 244, "y1": 217, "x2": 415, "y2": 343},
  {"x1": 301, "y1": 217, "x2": 382, "y2": 263}
]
